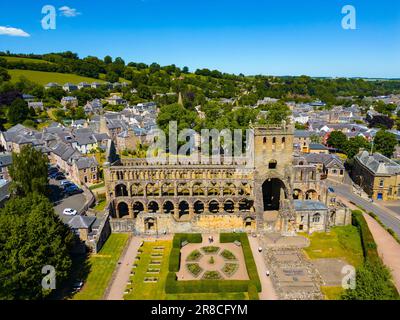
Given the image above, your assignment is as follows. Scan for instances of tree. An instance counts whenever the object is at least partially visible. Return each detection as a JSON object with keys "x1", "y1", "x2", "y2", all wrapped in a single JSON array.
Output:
[
  {"x1": 373, "y1": 130, "x2": 398, "y2": 158},
  {"x1": 104, "y1": 55, "x2": 112, "y2": 64},
  {"x1": 367, "y1": 114, "x2": 394, "y2": 130},
  {"x1": 327, "y1": 131, "x2": 347, "y2": 150},
  {"x1": 7, "y1": 98, "x2": 29, "y2": 124},
  {"x1": 137, "y1": 84, "x2": 152, "y2": 99},
  {"x1": 9, "y1": 145, "x2": 49, "y2": 196},
  {"x1": 0, "y1": 67, "x2": 10, "y2": 82},
  {"x1": 0, "y1": 194, "x2": 73, "y2": 300},
  {"x1": 343, "y1": 136, "x2": 370, "y2": 159},
  {"x1": 105, "y1": 71, "x2": 119, "y2": 83},
  {"x1": 342, "y1": 261, "x2": 398, "y2": 300}
]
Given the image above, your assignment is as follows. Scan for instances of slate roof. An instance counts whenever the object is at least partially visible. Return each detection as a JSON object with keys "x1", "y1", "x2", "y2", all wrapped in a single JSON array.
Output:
[
  {"x1": 355, "y1": 151, "x2": 400, "y2": 175},
  {"x1": 294, "y1": 200, "x2": 328, "y2": 211},
  {"x1": 304, "y1": 153, "x2": 345, "y2": 169},
  {"x1": 0, "y1": 153, "x2": 12, "y2": 167},
  {"x1": 67, "y1": 215, "x2": 96, "y2": 229}
]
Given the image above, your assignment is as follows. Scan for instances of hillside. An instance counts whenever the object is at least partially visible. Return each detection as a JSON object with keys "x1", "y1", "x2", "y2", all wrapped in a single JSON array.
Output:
[{"x1": 7, "y1": 69, "x2": 105, "y2": 85}]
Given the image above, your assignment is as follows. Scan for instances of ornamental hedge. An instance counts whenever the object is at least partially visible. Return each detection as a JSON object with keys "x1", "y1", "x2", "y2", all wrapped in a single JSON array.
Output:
[
  {"x1": 165, "y1": 233, "x2": 261, "y2": 296},
  {"x1": 169, "y1": 234, "x2": 202, "y2": 272},
  {"x1": 172, "y1": 233, "x2": 202, "y2": 248},
  {"x1": 352, "y1": 210, "x2": 379, "y2": 263},
  {"x1": 220, "y1": 233, "x2": 261, "y2": 292}
]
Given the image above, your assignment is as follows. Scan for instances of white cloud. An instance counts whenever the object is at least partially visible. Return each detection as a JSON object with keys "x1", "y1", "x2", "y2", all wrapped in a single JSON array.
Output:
[
  {"x1": 0, "y1": 26, "x2": 30, "y2": 37},
  {"x1": 59, "y1": 6, "x2": 81, "y2": 17}
]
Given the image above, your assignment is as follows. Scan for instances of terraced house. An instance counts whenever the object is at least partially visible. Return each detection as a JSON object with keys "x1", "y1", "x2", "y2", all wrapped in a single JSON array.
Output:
[
  {"x1": 352, "y1": 150, "x2": 400, "y2": 200},
  {"x1": 104, "y1": 123, "x2": 351, "y2": 235}
]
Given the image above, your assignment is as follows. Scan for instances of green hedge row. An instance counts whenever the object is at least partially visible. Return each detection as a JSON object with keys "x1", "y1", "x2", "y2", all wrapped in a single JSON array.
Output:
[
  {"x1": 352, "y1": 210, "x2": 379, "y2": 263},
  {"x1": 169, "y1": 248, "x2": 181, "y2": 272},
  {"x1": 165, "y1": 272, "x2": 251, "y2": 294},
  {"x1": 220, "y1": 233, "x2": 262, "y2": 292},
  {"x1": 172, "y1": 233, "x2": 202, "y2": 248},
  {"x1": 247, "y1": 283, "x2": 259, "y2": 300},
  {"x1": 165, "y1": 233, "x2": 261, "y2": 296}
]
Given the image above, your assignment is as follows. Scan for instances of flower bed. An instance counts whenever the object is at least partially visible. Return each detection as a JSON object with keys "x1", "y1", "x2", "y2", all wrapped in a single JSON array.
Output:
[
  {"x1": 222, "y1": 263, "x2": 239, "y2": 277},
  {"x1": 201, "y1": 246, "x2": 220, "y2": 254},
  {"x1": 186, "y1": 263, "x2": 203, "y2": 277},
  {"x1": 186, "y1": 249, "x2": 202, "y2": 262},
  {"x1": 220, "y1": 249, "x2": 237, "y2": 261},
  {"x1": 202, "y1": 271, "x2": 222, "y2": 280}
]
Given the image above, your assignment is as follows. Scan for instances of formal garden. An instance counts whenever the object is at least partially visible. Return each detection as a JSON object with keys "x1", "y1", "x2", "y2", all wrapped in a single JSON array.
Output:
[{"x1": 123, "y1": 233, "x2": 261, "y2": 300}]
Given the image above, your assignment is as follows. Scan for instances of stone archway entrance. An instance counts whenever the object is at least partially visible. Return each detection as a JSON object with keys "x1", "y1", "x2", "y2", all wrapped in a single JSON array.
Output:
[
  {"x1": 145, "y1": 217, "x2": 156, "y2": 231},
  {"x1": 117, "y1": 202, "x2": 129, "y2": 218},
  {"x1": 262, "y1": 178, "x2": 287, "y2": 211}
]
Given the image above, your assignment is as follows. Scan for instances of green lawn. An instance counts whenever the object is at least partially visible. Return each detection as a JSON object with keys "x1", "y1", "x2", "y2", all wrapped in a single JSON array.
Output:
[
  {"x1": 73, "y1": 233, "x2": 129, "y2": 300},
  {"x1": 302, "y1": 225, "x2": 364, "y2": 268},
  {"x1": 4, "y1": 56, "x2": 54, "y2": 64},
  {"x1": 124, "y1": 241, "x2": 249, "y2": 300},
  {"x1": 8, "y1": 69, "x2": 105, "y2": 85},
  {"x1": 93, "y1": 199, "x2": 107, "y2": 212}
]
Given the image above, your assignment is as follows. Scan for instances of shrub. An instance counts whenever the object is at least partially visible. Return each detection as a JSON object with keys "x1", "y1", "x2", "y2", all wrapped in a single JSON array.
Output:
[
  {"x1": 221, "y1": 249, "x2": 237, "y2": 260},
  {"x1": 352, "y1": 211, "x2": 379, "y2": 263},
  {"x1": 201, "y1": 246, "x2": 220, "y2": 254},
  {"x1": 169, "y1": 248, "x2": 181, "y2": 272},
  {"x1": 248, "y1": 283, "x2": 259, "y2": 300},
  {"x1": 186, "y1": 263, "x2": 203, "y2": 277},
  {"x1": 186, "y1": 249, "x2": 202, "y2": 262},
  {"x1": 172, "y1": 233, "x2": 202, "y2": 248},
  {"x1": 202, "y1": 271, "x2": 222, "y2": 280}
]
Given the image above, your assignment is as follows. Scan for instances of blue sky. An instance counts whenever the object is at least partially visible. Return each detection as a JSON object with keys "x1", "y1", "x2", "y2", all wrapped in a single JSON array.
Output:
[{"x1": 0, "y1": 0, "x2": 399, "y2": 78}]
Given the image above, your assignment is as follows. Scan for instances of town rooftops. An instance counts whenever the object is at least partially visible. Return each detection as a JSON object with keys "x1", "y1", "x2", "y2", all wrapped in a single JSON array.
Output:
[
  {"x1": 304, "y1": 153, "x2": 345, "y2": 169},
  {"x1": 65, "y1": 215, "x2": 96, "y2": 229},
  {"x1": 294, "y1": 130, "x2": 313, "y2": 138},
  {"x1": 309, "y1": 143, "x2": 329, "y2": 151},
  {"x1": 355, "y1": 151, "x2": 400, "y2": 175},
  {"x1": 294, "y1": 200, "x2": 328, "y2": 211},
  {"x1": 0, "y1": 152, "x2": 12, "y2": 167}
]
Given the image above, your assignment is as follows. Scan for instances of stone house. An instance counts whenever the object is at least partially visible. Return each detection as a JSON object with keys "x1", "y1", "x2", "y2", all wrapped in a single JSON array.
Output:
[
  {"x1": 352, "y1": 151, "x2": 400, "y2": 201},
  {"x1": 0, "y1": 152, "x2": 12, "y2": 181},
  {"x1": 61, "y1": 96, "x2": 79, "y2": 108}
]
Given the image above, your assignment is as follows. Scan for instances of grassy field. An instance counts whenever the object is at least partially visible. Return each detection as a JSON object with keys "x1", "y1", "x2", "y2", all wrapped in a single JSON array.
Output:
[
  {"x1": 93, "y1": 199, "x2": 107, "y2": 212},
  {"x1": 302, "y1": 225, "x2": 364, "y2": 268},
  {"x1": 73, "y1": 233, "x2": 129, "y2": 300},
  {"x1": 124, "y1": 241, "x2": 249, "y2": 300},
  {"x1": 8, "y1": 69, "x2": 104, "y2": 85},
  {"x1": 4, "y1": 56, "x2": 54, "y2": 64}
]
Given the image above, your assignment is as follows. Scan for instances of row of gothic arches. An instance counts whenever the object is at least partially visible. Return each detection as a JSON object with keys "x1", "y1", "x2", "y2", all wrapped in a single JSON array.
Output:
[
  {"x1": 115, "y1": 199, "x2": 254, "y2": 219},
  {"x1": 114, "y1": 182, "x2": 252, "y2": 198},
  {"x1": 293, "y1": 189, "x2": 319, "y2": 200}
]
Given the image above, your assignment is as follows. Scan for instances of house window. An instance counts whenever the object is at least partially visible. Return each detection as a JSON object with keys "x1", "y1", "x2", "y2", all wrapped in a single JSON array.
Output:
[
  {"x1": 312, "y1": 213, "x2": 321, "y2": 223},
  {"x1": 340, "y1": 170, "x2": 344, "y2": 175},
  {"x1": 379, "y1": 179, "x2": 384, "y2": 188}
]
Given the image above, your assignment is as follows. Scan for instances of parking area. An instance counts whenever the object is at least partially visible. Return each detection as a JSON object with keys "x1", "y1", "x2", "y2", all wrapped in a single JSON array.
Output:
[{"x1": 49, "y1": 177, "x2": 86, "y2": 217}]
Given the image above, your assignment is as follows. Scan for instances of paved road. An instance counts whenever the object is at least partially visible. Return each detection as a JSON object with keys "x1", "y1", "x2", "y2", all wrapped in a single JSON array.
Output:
[
  {"x1": 49, "y1": 179, "x2": 86, "y2": 217},
  {"x1": 248, "y1": 236, "x2": 278, "y2": 300},
  {"x1": 364, "y1": 214, "x2": 400, "y2": 293},
  {"x1": 328, "y1": 181, "x2": 400, "y2": 238}
]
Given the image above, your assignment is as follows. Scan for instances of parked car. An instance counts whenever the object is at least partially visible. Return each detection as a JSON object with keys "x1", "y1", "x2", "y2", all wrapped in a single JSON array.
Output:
[
  {"x1": 60, "y1": 180, "x2": 73, "y2": 186},
  {"x1": 72, "y1": 281, "x2": 84, "y2": 292},
  {"x1": 49, "y1": 171, "x2": 60, "y2": 179},
  {"x1": 55, "y1": 174, "x2": 66, "y2": 181},
  {"x1": 64, "y1": 185, "x2": 83, "y2": 195},
  {"x1": 48, "y1": 167, "x2": 58, "y2": 174},
  {"x1": 63, "y1": 208, "x2": 77, "y2": 216}
]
